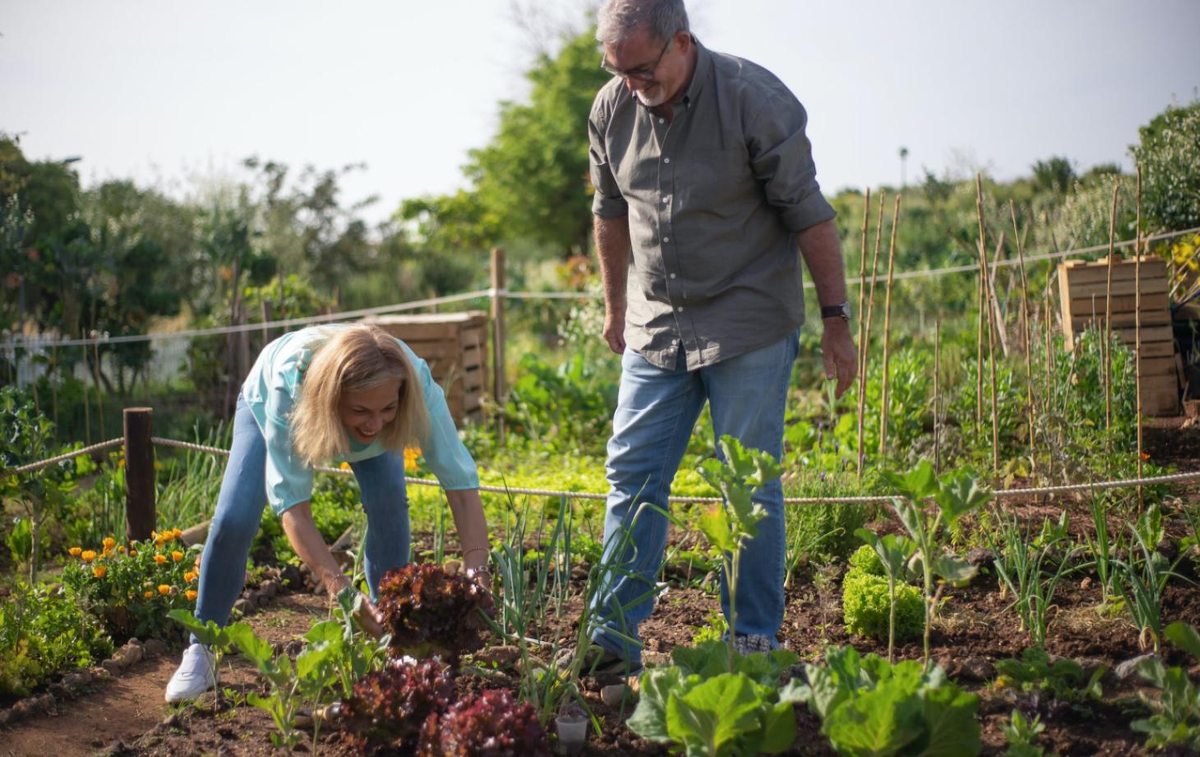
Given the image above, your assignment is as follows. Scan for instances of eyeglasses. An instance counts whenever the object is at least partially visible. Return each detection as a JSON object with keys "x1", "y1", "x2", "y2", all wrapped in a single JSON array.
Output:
[{"x1": 600, "y1": 36, "x2": 672, "y2": 83}]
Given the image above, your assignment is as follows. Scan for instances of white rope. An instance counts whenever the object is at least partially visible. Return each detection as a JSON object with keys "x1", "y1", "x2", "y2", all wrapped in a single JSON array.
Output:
[
  {"x1": 0, "y1": 438, "x2": 123, "y2": 476},
  {"x1": 146, "y1": 436, "x2": 1200, "y2": 506},
  {"x1": 8, "y1": 226, "x2": 1198, "y2": 352}
]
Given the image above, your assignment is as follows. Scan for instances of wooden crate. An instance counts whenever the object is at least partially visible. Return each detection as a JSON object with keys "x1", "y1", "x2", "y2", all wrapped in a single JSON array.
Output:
[
  {"x1": 364, "y1": 312, "x2": 489, "y2": 425},
  {"x1": 1058, "y1": 256, "x2": 1179, "y2": 416}
]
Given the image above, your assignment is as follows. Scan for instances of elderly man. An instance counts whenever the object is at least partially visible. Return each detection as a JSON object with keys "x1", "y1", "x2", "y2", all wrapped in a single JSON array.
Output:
[{"x1": 582, "y1": 0, "x2": 857, "y2": 674}]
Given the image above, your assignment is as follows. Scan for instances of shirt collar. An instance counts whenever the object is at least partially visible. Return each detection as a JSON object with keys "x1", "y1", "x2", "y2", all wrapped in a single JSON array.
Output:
[{"x1": 678, "y1": 35, "x2": 710, "y2": 109}]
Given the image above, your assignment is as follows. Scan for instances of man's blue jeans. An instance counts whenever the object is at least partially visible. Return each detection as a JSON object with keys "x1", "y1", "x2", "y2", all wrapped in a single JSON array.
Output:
[
  {"x1": 591, "y1": 332, "x2": 798, "y2": 664},
  {"x1": 193, "y1": 396, "x2": 410, "y2": 634}
]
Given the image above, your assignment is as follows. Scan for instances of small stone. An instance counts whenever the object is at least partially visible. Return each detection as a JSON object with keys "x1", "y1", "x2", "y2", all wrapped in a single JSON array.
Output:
[
  {"x1": 48, "y1": 683, "x2": 70, "y2": 700},
  {"x1": 473, "y1": 645, "x2": 521, "y2": 667},
  {"x1": 119, "y1": 644, "x2": 144, "y2": 666},
  {"x1": 571, "y1": 565, "x2": 589, "y2": 581},
  {"x1": 958, "y1": 658, "x2": 993, "y2": 683},
  {"x1": 1116, "y1": 653, "x2": 1159, "y2": 681},
  {"x1": 101, "y1": 659, "x2": 122, "y2": 674},
  {"x1": 601, "y1": 684, "x2": 628, "y2": 708},
  {"x1": 126, "y1": 637, "x2": 144, "y2": 648},
  {"x1": 965, "y1": 547, "x2": 996, "y2": 567},
  {"x1": 39, "y1": 693, "x2": 55, "y2": 712},
  {"x1": 143, "y1": 638, "x2": 169, "y2": 657},
  {"x1": 253, "y1": 591, "x2": 270, "y2": 608},
  {"x1": 260, "y1": 580, "x2": 279, "y2": 598},
  {"x1": 12, "y1": 697, "x2": 37, "y2": 718},
  {"x1": 233, "y1": 598, "x2": 254, "y2": 615},
  {"x1": 92, "y1": 665, "x2": 112, "y2": 680},
  {"x1": 0, "y1": 709, "x2": 10, "y2": 726},
  {"x1": 1080, "y1": 576, "x2": 1093, "y2": 591},
  {"x1": 443, "y1": 559, "x2": 462, "y2": 576}
]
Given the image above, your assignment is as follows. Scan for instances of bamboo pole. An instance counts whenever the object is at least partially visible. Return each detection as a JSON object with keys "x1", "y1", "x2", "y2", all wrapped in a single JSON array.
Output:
[
  {"x1": 1105, "y1": 180, "x2": 1120, "y2": 436},
  {"x1": 1010, "y1": 201, "x2": 1037, "y2": 479},
  {"x1": 878, "y1": 194, "x2": 901, "y2": 459},
  {"x1": 933, "y1": 318, "x2": 941, "y2": 474},
  {"x1": 976, "y1": 174, "x2": 999, "y2": 470},
  {"x1": 82, "y1": 346, "x2": 92, "y2": 445},
  {"x1": 855, "y1": 189, "x2": 871, "y2": 480},
  {"x1": 50, "y1": 343, "x2": 58, "y2": 428},
  {"x1": 1135, "y1": 167, "x2": 1144, "y2": 511},
  {"x1": 976, "y1": 267, "x2": 985, "y2": 439},
  {"x1": 860, "y1": 189, "x2": 886, "y2": 474}
]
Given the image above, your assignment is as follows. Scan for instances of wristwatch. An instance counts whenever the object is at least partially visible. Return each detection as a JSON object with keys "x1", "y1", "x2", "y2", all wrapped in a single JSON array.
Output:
[{"x1": 820, "y1": 302, "x2": 851, "y2": 322}]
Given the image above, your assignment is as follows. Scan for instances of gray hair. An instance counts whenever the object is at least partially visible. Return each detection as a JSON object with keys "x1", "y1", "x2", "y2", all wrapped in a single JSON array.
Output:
[{"x1": 595, "y1": 0, "x2": 690, "y2": 46}]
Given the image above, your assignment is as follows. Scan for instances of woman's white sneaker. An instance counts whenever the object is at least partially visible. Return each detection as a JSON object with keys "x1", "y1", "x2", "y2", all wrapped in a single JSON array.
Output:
[{"x1": 165, "y1": 642, "x2": 215, "y2": 702}]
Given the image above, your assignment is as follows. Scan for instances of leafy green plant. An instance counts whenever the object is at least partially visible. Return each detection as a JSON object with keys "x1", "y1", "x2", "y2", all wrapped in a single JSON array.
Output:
[
  {"x1": 990, "y1": 515, "x2": 1087, "y2": 648},
  {"x1": 426, "y1": 688, "x2": 552, "y2": 756},
  {"x1": 340, "y1": 658, "x2": 454, "y2": 755},
  {"x1": 628, "y1": 640, "x2": 806, "y2": 757},
  {"x1": 1130, "y1": 621, "x2": 1200, "y2": 751},
  {"x1": 841, "y1": 570, "x2": 924, "y2": 647},
  {"x1": 1083, "y1": 494, "x2": 1119, "y2": 603},
  {"x1": 0, "y1": 582, "x2": 113, "y2": 697},
  {"x1": 1002, "y1": 709, "x2": 1046, "y2": 757},
  {"x1": 883, "y1": 461, "x2": 990, "y2": 666},
  {"x1": 695, "y1": 435, "x2": 782, "y2": 668},
  {"x1": 994, "y1": 647, "x2": 1104, "y2": 704},
  {"x1": 1113, "y1": 518, "x2": 1187, "y2": 652},
  {"x1": 795, "y1": 645, "x2": 980, "y2": 757},
  {"x1": 854, "y1": 530, "x2": 920, "y2": 661}
]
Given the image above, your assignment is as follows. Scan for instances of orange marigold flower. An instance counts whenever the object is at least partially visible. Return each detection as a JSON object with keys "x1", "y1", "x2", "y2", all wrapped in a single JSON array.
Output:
[
  {"x1": 154, "y1": 554, "x2": 168, "y2": 565},
  {"x1": 172, "y1": 528, "x2": 183, "y2": 538},
  {"x1": 186, "y1": 590, "x2": 197, "y2": 601},
  {"x1": 129, "y1": 549, "x2": 137, "y2": 556},
  {"x1": 92, "y1": 565, "x2": 107, "y2": 578},
  {"x1": 184, "y1": 571, "x2": 198, "y2": 583},
  {"x1": 69, "y1": 547, "x2": 82, "y2": 557},
  {"x1": 144, "y1": 590, "x2": 154, "y2": 599},
  {"x1": 102, "y1": 537, "x2": 116, "y2": 549},
  {"x1": 118, "y1": 545, "x2": 126, "y2": 554},
  {"x1": 81, "y1": 550, "x2": 97, "y2": 563},
  {"x1": 157, "y1": 585, "x2": 171, "y2": 596},
  {"x1": 171, "y1": 551, "x2": 184, "y2": 563}
]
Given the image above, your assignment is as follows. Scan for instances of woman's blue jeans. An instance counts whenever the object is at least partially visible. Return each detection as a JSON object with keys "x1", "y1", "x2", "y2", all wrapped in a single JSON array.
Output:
[
  {"x1": 193, "y1": 396, "x2": 409, "y2": 633},
  {"x1": 591, "y1": 333, "x2": 798, "y2": 665}
]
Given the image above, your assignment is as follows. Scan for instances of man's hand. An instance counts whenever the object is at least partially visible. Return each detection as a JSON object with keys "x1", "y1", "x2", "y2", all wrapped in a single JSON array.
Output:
[
  {"x1": 603, "y1": 309, "x2": 627, "y2": 354},
  {"x1": 821, "y1": 318, "x2": 858, "y2": 398}
]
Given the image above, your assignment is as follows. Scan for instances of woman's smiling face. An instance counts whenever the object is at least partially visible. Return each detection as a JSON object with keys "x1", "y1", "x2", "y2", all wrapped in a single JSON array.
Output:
[{"x1": 337, "y1": 380, "x2": 400, "y2": 444}]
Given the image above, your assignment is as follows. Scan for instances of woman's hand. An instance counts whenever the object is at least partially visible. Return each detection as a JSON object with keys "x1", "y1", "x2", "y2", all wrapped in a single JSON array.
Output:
[{"x1": 354, "y1": 594, "x2": 385, "y2": 639}]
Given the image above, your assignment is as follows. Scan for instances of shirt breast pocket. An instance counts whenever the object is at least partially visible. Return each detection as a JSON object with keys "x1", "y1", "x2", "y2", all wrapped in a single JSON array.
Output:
[{"x1": 678, "y1": 148, "x2": 752, "y2": 218}]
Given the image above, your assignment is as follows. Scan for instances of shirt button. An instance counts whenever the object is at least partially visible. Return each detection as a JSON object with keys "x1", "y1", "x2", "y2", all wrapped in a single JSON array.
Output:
[
  {"x1": 658, "y1": 117, "x2": 665, "y2": 124},
  {"x1": 670, "y1": 273, "x2": 677, "y2": 279},
  {"x1": 672, "y1": 338, "x2": 679, "y2": 345},
  {"x1": 662, "y1": 197, "x2": 669, "y2": 204},
  {"x1": 663, "y1": 236, "x2": 670, "y2": 243},
  {"x1": 676, "y1": 306, "x2": 683, "y2": 312},
  {"x1": 663, "y1": 157, "x2": 670, "y2": 164}
]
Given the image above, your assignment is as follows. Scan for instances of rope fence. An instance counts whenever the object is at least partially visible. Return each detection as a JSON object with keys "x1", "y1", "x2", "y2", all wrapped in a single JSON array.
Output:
[
  {"x1": 8, "y1": 434, "x2": 1198, "y2": 508},
  {"x1": 5, "y1": 225, "x2": 1199, "y2": 352}
]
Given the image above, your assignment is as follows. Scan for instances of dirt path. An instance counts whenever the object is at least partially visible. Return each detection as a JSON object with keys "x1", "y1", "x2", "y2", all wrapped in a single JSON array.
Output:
[{"x1": 1, "y1": 592, "x2": 330, "y2": 757}]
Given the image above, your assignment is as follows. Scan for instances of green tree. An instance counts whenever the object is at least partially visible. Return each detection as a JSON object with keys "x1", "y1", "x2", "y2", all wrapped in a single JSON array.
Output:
[{"x1": 1131, "y1": 100, "x2": 1200, "y2": 233}]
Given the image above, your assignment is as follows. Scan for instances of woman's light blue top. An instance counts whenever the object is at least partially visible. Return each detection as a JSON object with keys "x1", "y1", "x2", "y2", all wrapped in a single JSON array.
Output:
[{"x1": 241, "y1": 324, "x2": 480, "y2": 515}]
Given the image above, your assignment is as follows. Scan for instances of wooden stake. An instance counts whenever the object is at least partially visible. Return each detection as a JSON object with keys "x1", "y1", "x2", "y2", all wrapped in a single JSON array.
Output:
[
  {"x1": 976, "y1": 174, "x2": 999, "y2": 470},
  {"x1": 124, "y1": 408, "x2": 157, "y2": 543},
  {"x1": 860, "y1": 189, "x2": 886, "y2": 473},
  {"x1": 855, "y1": 189, "x2": 871, "y2": 480},
  {"x1": 490, "y1": 247, "x2": 507, "y2": 441},
  {"x1": 1135, "y1": 167, "x2": 1144, "y2": 510},
  {"x1": 1105, "y1": 180, "x2": 1120, "y2": 436},
  {"x1": 1010, "y1": 201, "x2": 1037, "y2": 479},
  {"x1": 976, "y1": 267, "x2": 985, "y2": 439},
  {"x1": 878, "y1": 194, "x2": 901, "y2": 459},
  {"x1": 933, "y1": 318, "x2": 941, "y2": 474}
]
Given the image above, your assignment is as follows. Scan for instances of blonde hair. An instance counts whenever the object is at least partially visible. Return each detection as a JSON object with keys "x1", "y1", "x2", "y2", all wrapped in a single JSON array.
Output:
[{"x1": 290, "y1": 325, "x2": 429, "y2": 466}]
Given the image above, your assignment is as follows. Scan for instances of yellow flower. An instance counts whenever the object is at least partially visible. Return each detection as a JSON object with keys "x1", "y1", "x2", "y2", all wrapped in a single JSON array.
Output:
[
  {"x1": 69, "y1": 547, "x2": 82, "y2": 557},
  {"x1": 129, "y1": 549, "x2": 137, "y2": 557},
  {"x1": 154, "y1": 554, "x2": 168, "y2": 565},
  {"x1": 157, "y1": 585, "x2": 171, "y2": 596},
  {"x1": 81, "y1": 550, "x2": 97, "y2": 563},
  {"x1": 404, "y1": 447, "x2": 421, "y2": 473},
  {"x1": 186, "y1": 590, "x2": 197, "y2": 601},
  {"x1": 171, "y1": 551, "x2": 184, "y2": 563},
  {"x1": 340, "y1": 461, "x2": 352, "y2": 471},
  {"x1": 144, "y1": 590, "x2": 154, "y2": 599},
  {"x1": 118, "y1": 546, "x2": 126, "y2": 554},
  {"x1": 172, "y1": 528, "x2": 183, "y2": 538},
  {"x1": 92, "y1": 565, "x2": 107, "y2": 578},
  {"x1": 184, "y1": 571, "x2": 198, "y2": 583},
  {"x1": 102, "y1": 537, "x2": 116, "y2": 549}
]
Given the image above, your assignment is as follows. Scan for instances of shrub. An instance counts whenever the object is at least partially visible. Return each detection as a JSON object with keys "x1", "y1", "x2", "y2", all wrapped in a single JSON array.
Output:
[
  {"x1": 377, "y1": 564, "x2": 496, "y2": 665},
  {"x1": 422, "y1": 689, "x2": 551, "y2": 757},
  {"x1": 841, "y1": 571, "x2": 923, "y2": 642},
  {"x1": 341, "y1": 659, "x2": 454, "y2": 756},
  {"x1": 848, "y1": 545, "x2": 885, "y2": 577},
  {"x1": 0, "y1": 583, "x2": 113, "y2": 697}
]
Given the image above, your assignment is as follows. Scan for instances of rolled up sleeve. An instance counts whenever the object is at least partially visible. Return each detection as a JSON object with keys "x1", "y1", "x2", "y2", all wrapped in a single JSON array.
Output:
[
  {"x1": 747, "y1": 96, "x2": 836, "y2": 232},
  {"x1": 589, "y1": 100, "x2": 628, "y2": 218},
  {"x1": 263, "y1": 381, "x2": 315, "y2": 515},
  {"x1": 411, "y1": 352, "x2": 480, "y2": 491}
]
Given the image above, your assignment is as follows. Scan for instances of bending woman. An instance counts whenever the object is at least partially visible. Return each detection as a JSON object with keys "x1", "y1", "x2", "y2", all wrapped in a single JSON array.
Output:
[{"x1": 166, "y1": 323, "x2": 489, "y2": 702}]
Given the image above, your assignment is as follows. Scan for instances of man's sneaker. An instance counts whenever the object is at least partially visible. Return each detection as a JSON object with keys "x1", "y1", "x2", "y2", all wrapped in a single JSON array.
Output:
[
  {"x1": 165, "y1": 642, "x2": 215, "y2": 702},
  {"x1": 555, "y1": 644, "x2": 643, "y2": 679},
  {"x1": 730, "y1": 633, "x2": 776, "y2": 656}
]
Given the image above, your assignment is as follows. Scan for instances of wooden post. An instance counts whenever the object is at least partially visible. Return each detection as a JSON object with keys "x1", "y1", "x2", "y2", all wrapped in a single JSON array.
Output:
[
  {"x1": 976, "y1": 175, "x2": 999, "y2": 471},
  {"x1": 123, "y1": 407, "x2": 156, "y2": 543},
  {"x1": 490, "y1": 247, "x2": 507, "y2": 433},
  {"x1": 1135, "y1": 167, "x2": 1144, "y2": 511},
  {"x1": 855, "y1": 189, "x2": 871, "y2": 479},
  {"x1": 859, "y1": 189, "x2": 886, "y2": 476},
  {"x1": 1105, "y1": 180, "x2": 1120, "y2": 436},
  {"x1": 878, "y1": 194, "x2": 900, "y2": 459},
  {"x1": 1010, "y1": 201, "x2": 1037, "y2": 480},
  {"x1": 933, "y1": 318, "x2": 941, "y2": 475}
]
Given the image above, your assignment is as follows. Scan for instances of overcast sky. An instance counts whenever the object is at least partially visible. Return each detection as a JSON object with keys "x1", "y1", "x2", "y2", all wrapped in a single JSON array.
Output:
[{"x1": 3, "y1": 0, "x2": 1198, "y2": 227}]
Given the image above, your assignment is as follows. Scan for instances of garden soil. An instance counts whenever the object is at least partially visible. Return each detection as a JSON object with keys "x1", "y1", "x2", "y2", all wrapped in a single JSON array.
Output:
[{"x1": 5, "y1": 419, "x2": 1200, "y2": 756}]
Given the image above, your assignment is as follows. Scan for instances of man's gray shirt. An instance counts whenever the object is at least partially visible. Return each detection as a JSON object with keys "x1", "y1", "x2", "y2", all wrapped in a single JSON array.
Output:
[{"x1": 588, "y1": 39, "x2": 836, "y2": 371}]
